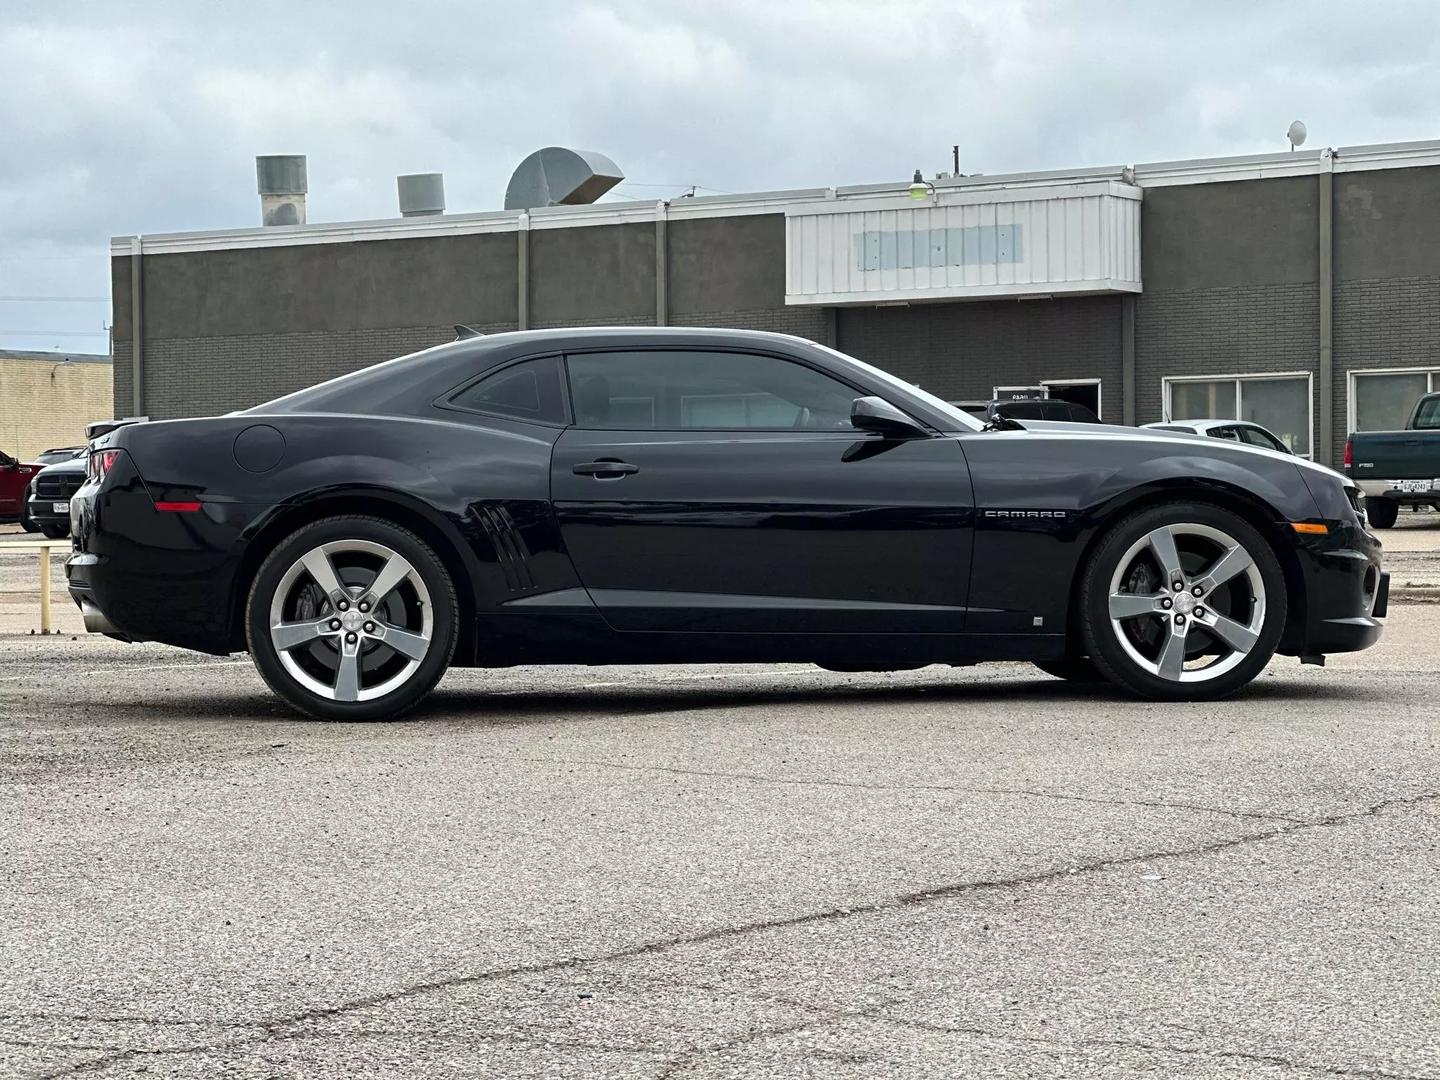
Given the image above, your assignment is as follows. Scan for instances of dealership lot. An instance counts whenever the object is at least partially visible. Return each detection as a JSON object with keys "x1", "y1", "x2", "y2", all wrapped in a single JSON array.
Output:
[{"x1": 2, "y1": 527, "x2": 1438, "y2": 1078}]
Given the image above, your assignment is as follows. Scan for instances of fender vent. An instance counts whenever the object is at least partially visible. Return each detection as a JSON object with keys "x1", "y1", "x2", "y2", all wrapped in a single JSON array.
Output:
[{"x1": 476, "y1": 503, "x2": 536, "y2": 593}]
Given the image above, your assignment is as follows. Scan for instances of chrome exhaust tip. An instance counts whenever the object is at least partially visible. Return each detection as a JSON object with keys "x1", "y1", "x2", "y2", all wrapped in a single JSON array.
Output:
[{"x1": 78, "y1": 598, "x2": 119, "y2": 635}]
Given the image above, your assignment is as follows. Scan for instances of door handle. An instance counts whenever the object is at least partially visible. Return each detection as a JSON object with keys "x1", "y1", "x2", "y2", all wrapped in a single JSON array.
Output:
[{"x1": 572, "y1": 460, "x2": 639, "y2": 478}]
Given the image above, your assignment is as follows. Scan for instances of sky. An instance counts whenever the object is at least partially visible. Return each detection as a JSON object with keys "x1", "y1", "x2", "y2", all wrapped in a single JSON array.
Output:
[{"x1": 3, "y1": 0, "x2": 1439, "y2": 353}]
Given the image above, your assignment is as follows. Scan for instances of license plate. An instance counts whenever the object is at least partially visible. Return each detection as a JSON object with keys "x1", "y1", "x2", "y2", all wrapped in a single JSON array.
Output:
[
  {"x1": 52, "y1": 501, "x2": 69, "y2": 514},
  {"x1": 1395, "y1": 479, "x2": 1432, "y2": 494}
]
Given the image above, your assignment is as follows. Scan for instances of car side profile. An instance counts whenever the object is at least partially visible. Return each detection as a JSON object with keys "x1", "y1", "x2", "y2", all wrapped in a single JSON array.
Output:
[
  {"x1": 1144, "y1": 419, "x2": 1297, "y2": 456},
  {"x1": 68, "y1": 328, "x2": 1386, "y2": 721}
]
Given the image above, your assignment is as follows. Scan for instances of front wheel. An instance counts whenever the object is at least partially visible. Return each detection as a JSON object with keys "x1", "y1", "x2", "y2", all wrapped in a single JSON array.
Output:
[
  {"x1": 1079, "y1": 503, "x2": 1286, "y2": 701},
  {"x1": 39, "y1": 523, "x2": 68, "y2": 539},
  {"x1": 1365, "y1": 499, "x2": 1398, "y2": 530},
  {"x1": 246, "y1": 516, "x2": 458, "y2": 721}
]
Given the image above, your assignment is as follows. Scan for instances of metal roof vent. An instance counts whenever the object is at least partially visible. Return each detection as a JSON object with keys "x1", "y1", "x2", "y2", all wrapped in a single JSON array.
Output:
[
  {"x1": 398, "y1": 173, "x2": 445, "y2": 217},
  {"x1": 256, "y1": 155, "x2": 307, "y2": 226},
  {"x1": 504, "y1": 147, "x2": 624, "y2": 210}
]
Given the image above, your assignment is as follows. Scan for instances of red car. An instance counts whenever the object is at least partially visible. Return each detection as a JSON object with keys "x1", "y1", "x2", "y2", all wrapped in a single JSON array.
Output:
[{"x1": 0, "y1": 449, "x2": 46, "y2": 528}]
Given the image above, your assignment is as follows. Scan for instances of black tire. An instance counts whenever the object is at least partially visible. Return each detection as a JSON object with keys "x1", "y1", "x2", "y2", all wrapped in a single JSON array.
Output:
[
  {"x1": 245, "y1": 516, "x2": 458, "y2": 721},
  {"x1": 39, "y1": 523, "x2": 68, "y2": 539},
  {"x1": 1079, "y1": 502, "x2": 1286, "y2": 701},
  {"x1": 1365, "y1": 499, "x2": 1398, "y2": 530},
  {"x1": 19, "y1": 509, "x2": 39, "y2": 533},
  {"x1": 1033, "y1": 656, "x2": 1104, "y2": 682}
]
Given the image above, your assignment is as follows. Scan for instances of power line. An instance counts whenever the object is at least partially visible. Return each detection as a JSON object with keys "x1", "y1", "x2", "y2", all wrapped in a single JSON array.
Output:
[{"x1": 0, "y1": 296, "x2": 110, "y2": 303}]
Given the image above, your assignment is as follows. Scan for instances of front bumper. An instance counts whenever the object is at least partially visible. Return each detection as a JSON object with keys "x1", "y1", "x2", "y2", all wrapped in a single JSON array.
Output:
[
  {"x1": 26, "y1": 496, "x2": 70, "y2": 529},
  {"x1": 1289, "y1": 520, "x2": 1386, "y2": 656}
]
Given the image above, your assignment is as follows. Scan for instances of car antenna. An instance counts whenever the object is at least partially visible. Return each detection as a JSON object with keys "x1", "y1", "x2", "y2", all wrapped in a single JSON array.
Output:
[{"x1": 453, "y1": 324, "x2": 483, "y2": 339}]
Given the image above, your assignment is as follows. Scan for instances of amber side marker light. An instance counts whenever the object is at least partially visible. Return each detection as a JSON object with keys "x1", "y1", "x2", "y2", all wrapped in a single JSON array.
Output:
[{"x1": 1291, "y1": 522, "x2": 1329, "y2": 535}]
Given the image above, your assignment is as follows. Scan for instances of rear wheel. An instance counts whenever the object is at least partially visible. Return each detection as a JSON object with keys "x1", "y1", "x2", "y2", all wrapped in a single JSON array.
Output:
[
  {"x1": 246, "y1": 516, "x2": 458, "y2": 721},
  {"x1": 1365, "y1": 499, "x2": 1398, "y2": 529},
  {"x1": 1080, "y1": 503, "x2": 1285, "y2": 701}
]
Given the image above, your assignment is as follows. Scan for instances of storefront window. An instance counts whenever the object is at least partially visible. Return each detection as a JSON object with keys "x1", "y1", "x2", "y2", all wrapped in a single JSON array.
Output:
[
  {"x1": 1170, "y1": 380, "x2": 1236, "y2": 422},
  {"x1": 1165, "y1": 375, "x2": 1311, "y2": 457},
  {"x1": 1352, "y1": 371, "x2": 1435, "y2": 432}
]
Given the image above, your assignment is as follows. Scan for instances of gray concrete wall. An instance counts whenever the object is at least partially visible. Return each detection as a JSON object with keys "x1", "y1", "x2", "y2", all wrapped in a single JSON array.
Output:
[
  {"x1": 837, "y1": 297, "x2": 1124, "y2": 415},
  {"x1": 529, "y1": 223, "x2": 654, "y2": 326},
  {"x1": 668, "y1": 215, "x2": 785, "y2": 315}
]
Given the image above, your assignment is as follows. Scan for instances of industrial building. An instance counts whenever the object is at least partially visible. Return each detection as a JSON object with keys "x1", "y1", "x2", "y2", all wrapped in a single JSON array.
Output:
[
  {"x1": 109, "y1": 139, "x2": 1440, "y2": 468},
  {"x1": 0, "y1": 350, "x2": 113, "y2": 459}
]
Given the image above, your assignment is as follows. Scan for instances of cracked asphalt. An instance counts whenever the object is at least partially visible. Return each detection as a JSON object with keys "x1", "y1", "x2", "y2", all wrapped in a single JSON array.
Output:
[{"x1": 2, "y1": 602, "x2": 1438, "y2": 1078}]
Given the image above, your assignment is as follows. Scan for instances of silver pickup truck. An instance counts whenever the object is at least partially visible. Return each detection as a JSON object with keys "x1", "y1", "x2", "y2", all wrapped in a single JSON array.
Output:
[{"x1": 1345, "y1": 391, "x2": 1440, "y2": 528}]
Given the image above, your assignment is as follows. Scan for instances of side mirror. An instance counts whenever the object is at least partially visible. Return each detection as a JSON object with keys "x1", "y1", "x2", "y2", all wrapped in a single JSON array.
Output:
[{"x1": 850, "y1": 396, "x2": 928, "y2": 439}]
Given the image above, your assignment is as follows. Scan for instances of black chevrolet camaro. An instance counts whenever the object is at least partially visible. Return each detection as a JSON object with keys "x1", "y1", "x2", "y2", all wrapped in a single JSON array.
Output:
[{"x1": 67, "y1": 328, "x2": 1387, "y2": 721}]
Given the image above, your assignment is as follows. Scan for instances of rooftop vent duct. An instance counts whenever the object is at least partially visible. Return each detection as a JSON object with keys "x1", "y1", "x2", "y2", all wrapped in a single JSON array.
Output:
[
  {"x1": 256, "y1": 155, "x2": 307, "y2": 226},
  {"x1": 398, "y1": 173, "x2": 445, "y2": 217},
  {"x1": 504, "y1": 147, "x2": 624, "y2": 210}
]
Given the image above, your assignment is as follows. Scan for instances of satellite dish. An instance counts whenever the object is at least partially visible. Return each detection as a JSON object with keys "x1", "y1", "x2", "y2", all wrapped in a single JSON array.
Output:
[{"x1": 1287, "y1": 120, "x2": 1308, "y2": 149}]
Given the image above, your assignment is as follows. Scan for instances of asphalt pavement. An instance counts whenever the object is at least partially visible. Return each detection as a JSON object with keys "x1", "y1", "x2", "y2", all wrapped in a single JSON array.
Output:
[{"x1": 2, "y1": 594, "x2": 1438, "y2": 1078}]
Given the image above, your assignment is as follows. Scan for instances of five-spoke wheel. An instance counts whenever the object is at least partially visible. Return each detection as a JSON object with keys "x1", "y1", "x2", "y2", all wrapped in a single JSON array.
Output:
[
  {"x1": 247, "y1": 517, "x2": 457, "y2": 721},
  {"x1": 1081, "y1": 503, "x2": 1285, "y2": 700}
]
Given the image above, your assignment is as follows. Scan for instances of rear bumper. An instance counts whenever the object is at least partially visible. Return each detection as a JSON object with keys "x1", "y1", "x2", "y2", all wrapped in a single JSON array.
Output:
[{"x1": 1356, "y1": 480, "x2": 1440, "y2": 503}]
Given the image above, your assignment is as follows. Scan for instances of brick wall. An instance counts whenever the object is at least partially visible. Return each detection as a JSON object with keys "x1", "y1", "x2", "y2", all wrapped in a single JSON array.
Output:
[
  {"x1": 135, "y1": 322, "x2": 516, "y2": 420},
  {"x1": 1133, "y1": 281, "x2": 1319, "y2": 430},
  {"x1": 836, "y1": 296, "x2": 1123, "y2": 415},
  {"x1": 1334, "y1": 275, "x2": 1440, "y2": 435},
  {"x1": 0, "y1": 356, "x2": 113, "y2": 458}
]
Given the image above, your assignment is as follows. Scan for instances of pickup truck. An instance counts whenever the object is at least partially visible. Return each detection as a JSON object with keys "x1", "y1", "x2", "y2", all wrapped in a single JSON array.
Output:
[
  {"x1": 0, "y1": 449, "x2": 45, "y2": 528},
  {"x1": 1345, "y1": 391, "x2": 1440, "y2": 528}
]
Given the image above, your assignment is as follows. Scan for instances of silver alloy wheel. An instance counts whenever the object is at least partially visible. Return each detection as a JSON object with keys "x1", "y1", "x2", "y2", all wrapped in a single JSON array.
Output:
[
  {"x1": 1107, "y1": 523, "x2": 1266, "y2": 683},
  {"x1": 268, "y1": 539, "x2": 433, "y2": 703}
]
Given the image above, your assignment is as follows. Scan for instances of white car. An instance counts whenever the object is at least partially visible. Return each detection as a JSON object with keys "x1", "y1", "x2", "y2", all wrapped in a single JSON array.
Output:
[{"x1": 1144, "y1": 419, "x2": 1298, "y2": 457}]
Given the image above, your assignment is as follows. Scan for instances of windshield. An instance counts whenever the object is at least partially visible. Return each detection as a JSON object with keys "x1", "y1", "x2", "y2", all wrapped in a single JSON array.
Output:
[{"x1": 808, "y1": 343, "x2": 986, "y2": 431}]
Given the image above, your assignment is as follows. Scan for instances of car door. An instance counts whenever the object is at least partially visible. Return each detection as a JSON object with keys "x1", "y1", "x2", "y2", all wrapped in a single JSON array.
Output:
[{"x1": 549, "y1": 347, "x2": 976, "y2": 634}]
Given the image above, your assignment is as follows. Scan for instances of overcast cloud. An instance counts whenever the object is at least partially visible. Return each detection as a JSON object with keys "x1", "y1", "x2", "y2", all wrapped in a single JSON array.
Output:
[{"x1": 3, "y1": 0, "x2": 1439, "y2": 351}]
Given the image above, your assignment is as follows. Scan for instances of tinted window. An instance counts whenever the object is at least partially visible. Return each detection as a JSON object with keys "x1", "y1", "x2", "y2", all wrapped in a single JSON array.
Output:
[
  {"x1": 996, "y1": 400, "x2": 1046, "y2": 419},
  {"x1": 1239, "y1": 425, "x2": 1288, "y2": 452},
  {"x1": 1209, "y1": 426, "x2": 1242, "y2": 442},
  {"x1": 448, "y1": 356, "x2": 567, "y2": 425},
  {"x1": 567, "y1": 350, "x2": 859, "y2": 430},
  {"x1": 1064, "y1": 403, "x2": 1101, "y2": 423}
]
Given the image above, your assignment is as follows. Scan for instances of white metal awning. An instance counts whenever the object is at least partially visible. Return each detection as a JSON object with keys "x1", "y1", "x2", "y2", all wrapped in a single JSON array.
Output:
[{"x1": 784, "y1": 180, "x2": 1142, "y2": 306}]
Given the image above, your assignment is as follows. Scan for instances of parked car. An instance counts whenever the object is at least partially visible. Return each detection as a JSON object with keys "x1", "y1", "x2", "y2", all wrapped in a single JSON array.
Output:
[
  {"x1": 68, "y1": 328, "x2": 1385, "y2": 721},
  {"x1": 1344, "y1": 392, "x2": 1440, "y2": 529},
  {"x1": 950, "y1": 398, "x2": 1103, "y2": 424},
  {"x1": 0, "y1": 449, "x2": 45, "y2": 527},
  {"x1": 1144, "y1": 419, "x2": 1296, "y2": 455},
  {"x1": 26, "y1": 453, "x2": 88, "y2": 539},
  {"x1": 32, "y1": 445, "x2": 88, "y2": 466}
]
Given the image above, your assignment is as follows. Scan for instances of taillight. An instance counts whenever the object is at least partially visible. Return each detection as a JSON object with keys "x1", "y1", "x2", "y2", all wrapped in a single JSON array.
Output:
[
  {"x1": 1343, "y1": 439, "x2": 1353, "y2": 469},
  {"x1": 87, "y1": 449, "x2": 121, "y2": 482}
]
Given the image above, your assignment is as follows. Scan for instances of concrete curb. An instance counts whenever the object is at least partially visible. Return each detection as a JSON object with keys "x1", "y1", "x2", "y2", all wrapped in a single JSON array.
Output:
[{"x1": 1390, "y1": 586, "x2": 1440, "y2": 604}]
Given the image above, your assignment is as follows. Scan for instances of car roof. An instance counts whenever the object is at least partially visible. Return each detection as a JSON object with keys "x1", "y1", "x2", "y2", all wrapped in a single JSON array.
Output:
[{"x1": 1143, "y1": 419, "x2": 1251, "y2": 433}]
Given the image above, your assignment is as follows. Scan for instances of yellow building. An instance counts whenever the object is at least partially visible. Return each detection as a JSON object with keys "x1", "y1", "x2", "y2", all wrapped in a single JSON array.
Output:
[{"x1": 0, "y1": 351, "x2": 113, "y2": 460}]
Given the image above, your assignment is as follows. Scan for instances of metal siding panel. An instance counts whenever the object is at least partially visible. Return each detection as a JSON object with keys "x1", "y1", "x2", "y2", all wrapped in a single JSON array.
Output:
[
  {"x1": 834, "y1": 213, "x2": 852, "y2": 295},
  {"x1": 1048, "y1": 201, "x2": 1067, "y2": 283},
  {"x1": 1085, "y1": 196, "x2": 1103, "y2": 279},
  {"x1": 823, "y1": 213, "x2": 835, "y2": 296},
  {"x1": 1065, "y1": 199, "x2": 1084, "y2": 281}
]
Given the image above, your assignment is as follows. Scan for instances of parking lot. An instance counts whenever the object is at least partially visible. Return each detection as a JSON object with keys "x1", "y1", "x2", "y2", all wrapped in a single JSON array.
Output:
[{"x1": 3, "y1": 520, "x2": 1438, "y2": 1079}]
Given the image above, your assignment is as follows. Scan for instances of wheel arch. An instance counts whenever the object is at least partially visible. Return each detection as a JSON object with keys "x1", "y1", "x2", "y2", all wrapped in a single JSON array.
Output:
[
  {"x1": 228, "y1": 487, "x2": 485, "y2": 660},
  {"x1": 1064, "y1": 479, "x2": 1308, "y2": 656}
]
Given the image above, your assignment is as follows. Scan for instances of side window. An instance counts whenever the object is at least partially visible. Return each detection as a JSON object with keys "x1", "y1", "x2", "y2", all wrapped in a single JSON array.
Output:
[
  {"x1": 447, "y1": 356, "x2": 567, "y2": 425},
  {"x1": 566, "y1": 350, "x2": 860, "y2": 431},
  {"x1": 1210, "y1": 426, "x2": 1241, "y2": 442},
  {"x1": 1415, "y1": 396, "x2": 1440, "y2": 430},
  {"x1": 1240, "y1": 425, "x2": 1287, "y2": 452}
]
